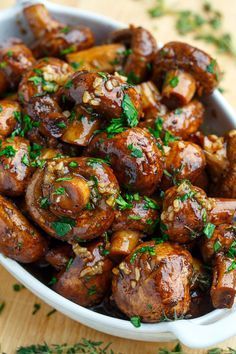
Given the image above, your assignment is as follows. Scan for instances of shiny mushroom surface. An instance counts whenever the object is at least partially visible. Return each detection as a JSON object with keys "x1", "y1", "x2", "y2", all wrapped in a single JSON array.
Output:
[{"x1": 0, "y1": 3, "x2": 235, "y2": 325}]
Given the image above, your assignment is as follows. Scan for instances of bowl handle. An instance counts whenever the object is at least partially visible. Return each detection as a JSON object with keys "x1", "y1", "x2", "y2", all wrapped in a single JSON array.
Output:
[{"x1": 167, "y1": 308, "x2": 236, "y2": 348}]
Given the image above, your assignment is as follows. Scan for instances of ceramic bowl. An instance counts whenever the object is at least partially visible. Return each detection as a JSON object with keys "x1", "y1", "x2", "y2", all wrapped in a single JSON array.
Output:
[{"x1": 0, "y1": 0, "x2": 236, "y2": 348}]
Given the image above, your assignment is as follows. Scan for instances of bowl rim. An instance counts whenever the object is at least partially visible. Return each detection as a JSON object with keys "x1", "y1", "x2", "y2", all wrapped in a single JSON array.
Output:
[{"x1": 0, "y1": 0, "x2": 236, "y2": 348}]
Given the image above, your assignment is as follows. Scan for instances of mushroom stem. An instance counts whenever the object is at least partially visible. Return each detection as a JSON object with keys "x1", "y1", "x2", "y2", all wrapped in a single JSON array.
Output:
[
  {"x1": 109, "y1": 230, "x2": 141, "y2": 261},
  {"x1": 161, "y1": 69, "x2": 196, "y2": 110},
  {"x1": 23, "y1": 4, "x2": 60, "y2": 39}
]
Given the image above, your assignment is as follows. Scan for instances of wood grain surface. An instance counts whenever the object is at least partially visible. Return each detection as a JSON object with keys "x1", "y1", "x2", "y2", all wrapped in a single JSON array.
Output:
[{"x1": 0, "y1": 0, "x2": 236, "y2": 353}]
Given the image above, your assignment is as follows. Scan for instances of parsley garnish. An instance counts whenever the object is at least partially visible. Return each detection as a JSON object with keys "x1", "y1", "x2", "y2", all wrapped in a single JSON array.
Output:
[
  {"x1": 88, "y1": 285, "x2": 97, "y2": 296},
  {"x1": 0, "y1": 302, "x2": 5, "y2": 315},
  {"x1": 53, "y1": 187, "x2": 66, "y2": 195},
  {"x1": 116, "y1": 195, "x2": 132, "y2": 210},
  {"x1": 97, "y1": 72, "x2": 107, "y2": 80},
  {"x1": 143, "y1": 196, "x2": 159, "y2": 210},
  {"x1": 168, "y1": 76, "x2": 179, "y2": 88},
  {"x1": 51, "y1": 217, "x2": 76, "y2": 237},
  {"x1": 0, "y1": 145, "x2": 16, "y2": 158},
  {"x1": 203, "y1": 223, "x2": 215, "y2": 239},
  {"x1": 60, "y1": 46, "x2": 76, "y2": 55},
  {"x1": 55, "y1": 177, "x2": 73, "y2": 182},
  {"x1": 28, "y1": 76, "x2": 43, "y2": 86},
  {"x1": 40, "y1": 197, "x2": 50, "y2": 209},
  {"x1": 56, "y1": 121, "x2": 66, "y2": 129},
  {"x1": 70, "y1": 61, "x2": 83, "y2": 70},
  {"x1": 32, "y1": 303, "x2": 41, "y2": 315},
  {"x1": 87, "y1": 157, "x2": 110, "y2": 166},
  {"x1": 122, "y1": 94, "x2": 138, "y2": 128},
  {"x1": 21, "y1": 154, "x2": 30, "y2": 167},
  {"x1": 213, "y1": 240, "x2": 222, "y2": 253},
  {"x1": 13, "y1": 283, "x2": 25, "y2": 292},
  {"x1": 69, "y1": 161, "x2": 78, "y2": 168},
  {"x1": 130, "y1": 316, "x2": 141, "y2": 328},
  {"x1": 64, "y1": 80, "x2": 73, "y2": 89},
  {"x1": 130, "y1": 245, "x2": 156, "y2": 264},
  {"x1": 127, "y1": 144, "x2": 143, "y2": 158},
  {"x1": 227, "y1": 260, "x2": 236, "y2": 273}
]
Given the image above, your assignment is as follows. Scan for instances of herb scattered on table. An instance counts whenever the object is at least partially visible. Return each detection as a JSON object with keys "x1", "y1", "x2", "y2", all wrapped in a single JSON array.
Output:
[
  {"x1": 32, "y1": 303, "x2": 41, "y2": 315},
  {"x1": 147, "y1": 0, "x2": 236, "y2": 59}
]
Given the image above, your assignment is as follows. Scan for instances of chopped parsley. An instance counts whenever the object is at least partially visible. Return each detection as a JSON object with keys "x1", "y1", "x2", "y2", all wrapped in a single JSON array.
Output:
[
  {"x1": 13, "y1": 111, "x2": 21, "y2": 122},
  {"x1": 48, "y1": 276, "x2": 57, "y2": 286},
  {"x1": 0, "y1": 145, "x2": 16, "y2": 158},
  {"x1": 130, "y1": 316, "x2": 141, "y2": 328},
  {"x1": 53, "y1": 187, "x2": 66, "y2": 195},
  {"x1": 0, "y1": 302, "x2": 5, "y2": 315},
  {"x1": 69, "y1": 161, "x2": 78, "y2": 168},
  {"x1": 13, "y1": 283, "x2": 25, "y2": 292},
  {"x1": 105, "y1": 117, "x2": 126, "y2": 137},
  {"x1": 21, "y1": 154, "x2": 30, "y2": 167},
  {"x1": 56, "y1": 121, "x2": 67, "y2": 129},
  {"x1": 70, "y1": 61, "x2": 83, "y2": 70},
  {"x1": 46, "y1": 309, "x2": 57, "y2": 317},
  {"x1": 116, "y1": 195, "x2": 132, "y2": 210},
  {"x1": 227, "y1": 241, "x2": 236, "y2": 259},
  {"x1": 128, "y1": 215, "x2": 142, "y2": 220},
  {"x1": 87, "y1": 157, "x2": 110, "y2": 166},
  {"x1": 203, "y1": 223, "x2": 215, "y2": 239},
  {"x1": 122, "y1": 94, "x2": 138, "y2": 128},
  {"x1": 97, "y1": 72, "x2": 107, "y2": 80},
  {"x1": 32, "y1": 303, "x2": 41, "y2": 315},
  {"x1": 40, "y1": 197, "x2": 50, "y2": 209},
  {"x1": 227, "y1": 260, "x2": 236, "y2": 273},
  {"x1": 168, "y1": 76, "x2": 179, "y2": 88},
  {"x1": 143, "y1": 196, "x2": 159, "y2": 210},
  {"x1": 0, "y1": 105, "x2": 2, "y2": 113},
  {"x1": 130, "y1": 245, "x2": 156, "y2": 264},
  {"x1": 51, "y1": 217, "x2": 76, "y2": 237},
  {"x1": 127, "y1": 143, "x2": 143, "y2": 158},
  {"x1": 60, "y1": 46, "x2": 76, "y2": 55},
  {"x1": 64, "y1": 80, "x2": 73, "y2": 89},
  {"x1": 206, "y1": 59, "x2": 217, "y2": 75},
  {"x1": 88, "y1": 285, "x2": 97, "y2": 296},
  {"x1": 66, "y1": 258, "x2": 74, "y2": 271},
  {"x1": 213, "y1": 240, "x2": 222, "y2": 253},
  {"x1": 28, "y1": 76, "x2": 43, "y2": 86},
  {"x1": 55, "y1": 177, "x2": 73, "y2": 182},
  {"x1": 60, "y1": 26, "x2": 70, "y2": 34}
]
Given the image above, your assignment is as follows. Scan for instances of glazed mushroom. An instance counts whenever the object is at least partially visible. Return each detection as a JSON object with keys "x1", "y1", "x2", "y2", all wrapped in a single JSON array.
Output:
[
  {"x1": 0, "y1": 38, "x2": 35, "y2": 95},
  {"x1": 18, "y1": 57, "x2": 73, "y2": 104},
  {"x1": 112, "y1": 241, "x2": 193, "y2": 322},
  {"x1": 66, "y1": 43, "x2": 126, "y2": 73},
  {"x1": 26, "y1": 157, "x2": 120, "y2": 241},
  {"x1": 112, "y1": 193, "x2": 160, "y2": 234},
  {"x1": 201, "y1": 224, "x2": 236, "y2": 263},
  {"x1": 0, "y1": 137, "x2": 32, "y2": 196},
  {"x1": 110, "y1": 25, "x2": 157, "y2": 83},
  {"x1": 0, "y1": 99, "x2": 21, "y2": 138},
  {"x1": 153, "y1": 41, "x2": 220, "y2": 109},
  {"x1": 0, "y1": 194, "x2": 48, "y2": 263},
  {"x1": 189, "y1": 258, "x2": 212, "y2": 318},
  {"x1": 139, "y1": 99, "x2": 204, "y2": 141},
  {"x1": 23, "y1": 3, "x2": 94, "y2": 58},
  {"x1": 161, "y1": 181, "x2": 236, "y2": 243},
  {"x1": 45, "y1": 243, "x2": 74, "y2": 271},
  {"x1": 53, "y1": 239, "x2": 113, "y2": 307},
  {"x1": 211, "y1": 253, "x2": 236, "y2": 309},
  {"x1": 86, "y1": 127, "x2": 163, "y2": 195},
  {"x1": 216, "y1": 130, "x2": 236, "y2": 198},
  {"x1": 60, "y1": 70, "x2": 142, "y2": 121},
  {"x1": 109, "y1": 230, "x2": 141, "y2": 262},
  {"x1": 160, "y1": 140, "x2": 206, "y2": 190},
  {"x1": 60, "y1": 105, "x2": 101, "y2": 146},
  {"x1": 203, "y1": 133, "x2": 228, "y2": 184}
]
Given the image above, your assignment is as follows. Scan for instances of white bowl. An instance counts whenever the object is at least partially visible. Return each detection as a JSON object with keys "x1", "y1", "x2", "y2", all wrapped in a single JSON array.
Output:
[{"x1": 0, "y1": 0, "x2": 236, "y2": 349}]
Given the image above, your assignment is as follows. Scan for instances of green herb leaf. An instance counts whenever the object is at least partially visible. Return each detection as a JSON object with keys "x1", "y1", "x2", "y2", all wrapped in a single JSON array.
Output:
[
  {"x1": 0, "y1": 145, "x2": 16, "y2": 158},
  {"x1": 88, "y1": 285, "x2": 97, "y2": 296},
  {"x1": 32, "y1": 303, "x2": 41, "y2": 315},
  {"x1": 69, "y1": 161, "x2": 78, "y2": 168},
  {"x1": 122, "y1": 94, "x2": 138, "y2": 128},
  {"x1": 53, "y1": 187, "x2": 66, "y2": 195},
  {"x1": 130, "y1": 315, "x2": 141, "y2": 328},
  {"x1": 169, "y1": 76, "x2": 179, "y2": 88},
  {"x1": 130, "y1": 245, "x2": 156, "y2": 264},
  {"x1": 13, "y1": 283, "x2": 25, "y2": 292},
  {"x1": 70, "y1": 61, "x2": 84, "y2": 70},
  {"x1": 55, "y1": 177, "x2": 73, "y2": 182},
  {"x1": 127, "y1": 143, "x2": 143, "y2": 158},
  {"x1": 39, "y1": 197, "x2": 50, "y2": 209},
  {"x1": 203, "y1": 223, "x2": 216, "y2": 239},
  {"x1": 51, "y1": 217, "x2": 76, "y2": 237},
  {"x1": 0, "y1": 302, "x2": 5, "y2": 315},
  {"x1": 116, "y1": 195, "x2": 132, "y2": 210}
]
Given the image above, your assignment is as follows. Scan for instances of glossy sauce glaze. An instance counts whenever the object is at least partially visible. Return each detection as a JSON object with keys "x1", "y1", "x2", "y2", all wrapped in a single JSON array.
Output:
[{"x1": 0, "y1": 3, "x2": 235, "y2": 325}]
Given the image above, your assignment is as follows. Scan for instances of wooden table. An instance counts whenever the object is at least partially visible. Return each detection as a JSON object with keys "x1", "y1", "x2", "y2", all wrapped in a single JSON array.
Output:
[{"x1": 0, "y1": 0, "x2": 236, "y2": 353}]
